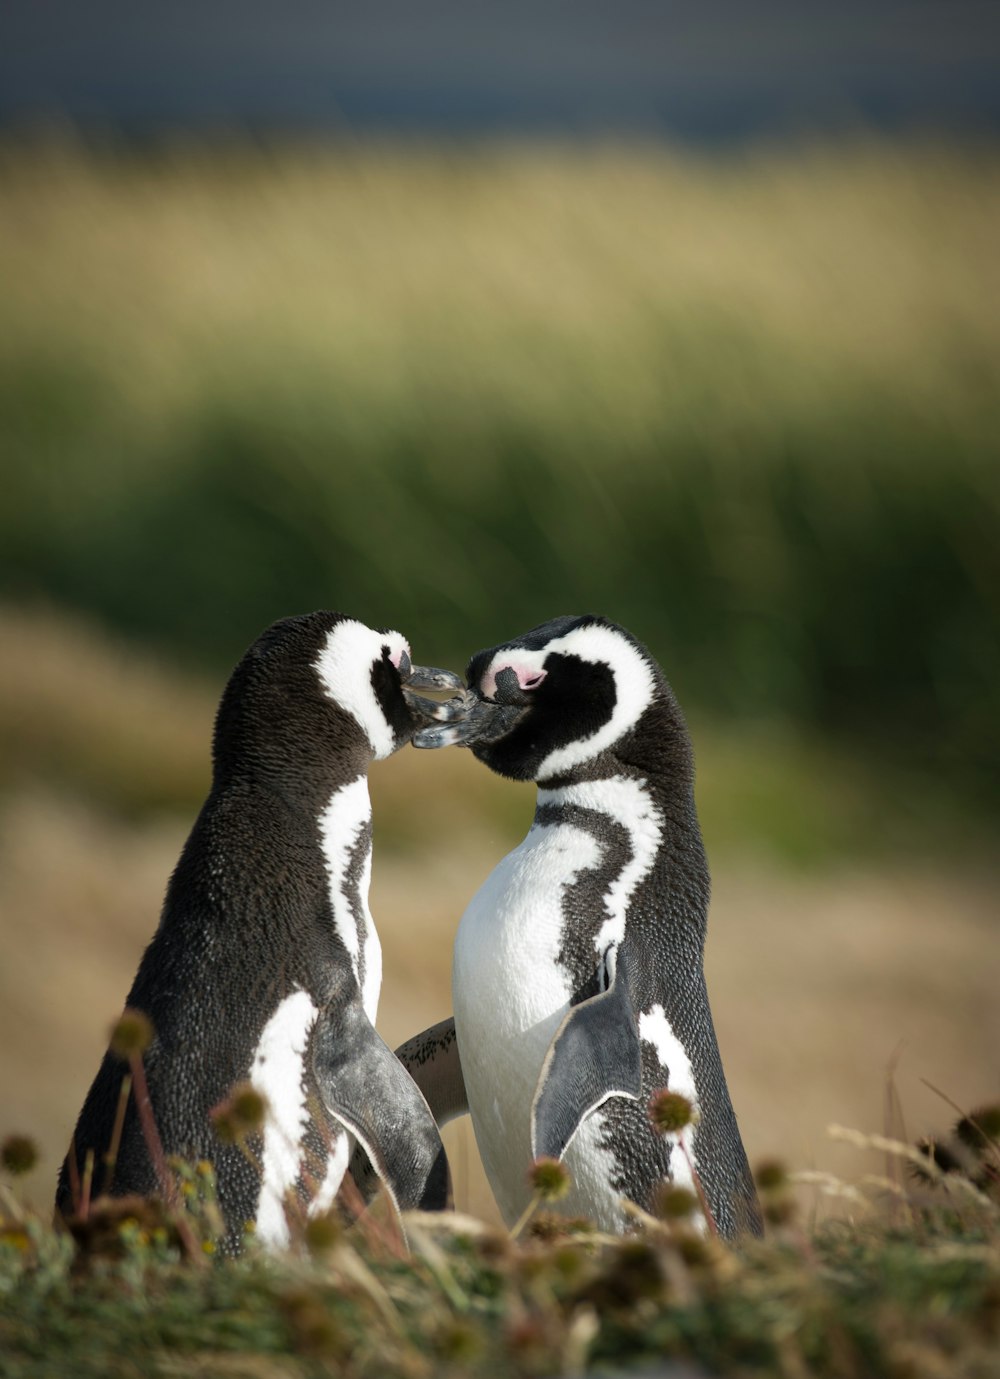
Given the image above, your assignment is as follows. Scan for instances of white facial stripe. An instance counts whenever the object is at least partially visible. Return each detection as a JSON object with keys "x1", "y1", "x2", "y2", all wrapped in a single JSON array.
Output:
[
  {"x1": 538, "y1": 775, "x2": 664, "y2": 954},
  {"x1": 638, "y1": 1003, "x2": 704, "y2": 1229},
  {"x1": 251, "y1": 989, "x2": 319, "y2": 1248},
  {"x1": 318, "y1": 776, "x2": 382, "y2": 1023},
  {"x1": 485, "y1": 625, "x2": 656, "y2": 781},
  {"x1": 313, "y1": 620, "x2": 409, "y2": 760}
]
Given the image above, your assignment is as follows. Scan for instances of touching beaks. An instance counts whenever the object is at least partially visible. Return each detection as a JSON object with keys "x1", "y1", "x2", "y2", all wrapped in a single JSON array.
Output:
[
  {"x1": 403, "y1": 664, "x2": 466, "y2": 694},
  {"x1": 401, "y1": 663, "x2": 472, "y2": 728},
  {"x1": 412, "y1": 695, "x2": 524, "y2": 749}
]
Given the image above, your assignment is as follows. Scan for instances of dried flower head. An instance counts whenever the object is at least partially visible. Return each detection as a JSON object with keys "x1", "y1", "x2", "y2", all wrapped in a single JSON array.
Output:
[
  {"x1": 912, "y1": 1137, "x2": 965, "y2": 1184},
  {"x1": 762, "y1": 1193, "x2": 797, "y2": 1227},
  {"x1": 603, "y1": 1239, "x2": 667, "y2": 1306},
  {"x1": 1, "y1": 1134, "x2": 38, "y2": 1176},
  {"x1": 527, "y1": 1156, "x2": 571, "y2": 1202},
  {"x1": 955, "y1": 1105, "x2": 1000, "y2": 1153},
  {"x1": 210, "y1": 1082, "x2": 268, "y2": 1144},
  {"x1": 109, "y1": 1008, "x2": 154, "y2": 1060},
  {"x1": 654, "y1": 1183, "x2": 699, "y2": 1220},
  {"x1": 303, "y1": 1212, "x2": 341, "y2": 1256},
  {"x1": 755, "y1": 1158, "x2": 789, "y2": 1192},
  {"x1": 649, "y1": 1089, "x2": 695, "y2": 1135}
]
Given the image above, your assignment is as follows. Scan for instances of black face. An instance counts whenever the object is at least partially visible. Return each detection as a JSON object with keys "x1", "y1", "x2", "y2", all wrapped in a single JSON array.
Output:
[
  {"x1": 412, "y1": 614, "x2": 695, "y2": 787},
  {"x1": 460, "y1": 615, "x2": 620, "y2": 782},
  {"x1": 370, "y1": 642, "x2": 419, "y2": 748},
  {"x1": 211, "y1": 612, "x2": 462, "y2": 790}
]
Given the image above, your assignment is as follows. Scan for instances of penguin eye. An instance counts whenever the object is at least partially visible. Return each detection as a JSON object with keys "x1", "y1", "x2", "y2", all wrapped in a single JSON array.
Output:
[{"x1": 492, "y1": 664, "x2": 547, "y2": 703}]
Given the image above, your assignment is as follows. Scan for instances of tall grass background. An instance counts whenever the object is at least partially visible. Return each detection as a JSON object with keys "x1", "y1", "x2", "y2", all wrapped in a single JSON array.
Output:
[
  {"x1": 2, "y1": 137, "x2": 998, "y2": 803},
  {"x1": 0, "y1": 135, "x2": 997, "y2": 1230}
]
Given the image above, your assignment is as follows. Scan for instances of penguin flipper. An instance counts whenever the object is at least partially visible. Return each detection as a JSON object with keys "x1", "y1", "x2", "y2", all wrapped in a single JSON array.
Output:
[
  {"x1": 531, "y1": 947, "x2": 642, "y2": 1162},
  {"x1": 394, "y1": 1017, "x2": 468, "y2": 1126},
  {"x1": 312, "y1": 1001, "x2": 451, "y2": 1213}
]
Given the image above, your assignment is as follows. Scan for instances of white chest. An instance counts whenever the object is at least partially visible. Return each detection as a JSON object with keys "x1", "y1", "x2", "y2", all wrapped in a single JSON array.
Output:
[
  {"x1": 453, "y1": 820, "x2": 602, "y2": 1221},
  {"x1": 453, "y1": 776, "x2": 671, "y2": 1229}
]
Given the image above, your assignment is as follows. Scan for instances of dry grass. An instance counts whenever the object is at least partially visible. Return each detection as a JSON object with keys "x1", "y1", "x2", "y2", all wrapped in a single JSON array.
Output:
[{"x1": 3, "y1": 140, "x2": 997, "y2": 425}]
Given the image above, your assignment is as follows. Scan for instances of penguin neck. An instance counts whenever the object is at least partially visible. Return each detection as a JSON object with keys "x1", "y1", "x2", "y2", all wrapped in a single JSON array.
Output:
[
  {"x1": 316, "y1": 773, "x2": 381, "y2": 1021},
  {"x1": 186, "y1": 765, "x2": 382, "y2": 1018},
  {"x1": 532, "y1": 768, "x2": 709, "y2": 968}
]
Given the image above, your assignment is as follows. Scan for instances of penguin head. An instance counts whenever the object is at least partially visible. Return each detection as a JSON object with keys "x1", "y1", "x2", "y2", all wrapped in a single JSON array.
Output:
[
  {"x1": 416, "y1": 614, "x2": 692, "y2": 786},
  {"x1": 212, "y1": 613, "x2": 462, "y2": 788}
]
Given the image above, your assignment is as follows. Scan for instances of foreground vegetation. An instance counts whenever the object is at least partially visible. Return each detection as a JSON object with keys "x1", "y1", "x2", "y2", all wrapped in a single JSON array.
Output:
[
  {"x1": 2, "y1": 1112, "x2": 999, "y2": 1379},
  {"x1": 1, "y1": 138, "x2": 998, "y2": 809}
]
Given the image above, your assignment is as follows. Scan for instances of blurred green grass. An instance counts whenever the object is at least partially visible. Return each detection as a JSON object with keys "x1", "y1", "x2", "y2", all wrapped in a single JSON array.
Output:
[{"x1": 1, "y1": 137, "x2": 998, "y2": 814}]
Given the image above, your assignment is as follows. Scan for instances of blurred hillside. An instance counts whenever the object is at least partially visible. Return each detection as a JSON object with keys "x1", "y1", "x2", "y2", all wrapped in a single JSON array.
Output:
[{"x1": 1, "y1": 138, "x2": 998, "y2": 815}]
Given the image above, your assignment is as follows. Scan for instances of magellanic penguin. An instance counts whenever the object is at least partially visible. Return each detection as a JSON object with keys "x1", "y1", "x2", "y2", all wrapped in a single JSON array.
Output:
[
  {"x1": 56, "y1": 612, "x2": 463, "y2": 1252},
  {"x1": 410, "y1": 615, "x2": 763, "y2": 1239}
]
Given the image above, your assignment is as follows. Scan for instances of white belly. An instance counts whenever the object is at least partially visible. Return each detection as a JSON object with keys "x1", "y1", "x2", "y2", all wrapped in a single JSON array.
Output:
[{"x1": 453, "y1": 820, "x2": 627, "y2": 1229}]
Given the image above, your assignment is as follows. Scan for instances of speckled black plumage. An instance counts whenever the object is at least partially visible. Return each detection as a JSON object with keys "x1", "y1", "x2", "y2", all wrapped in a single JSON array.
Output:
[
  {"x1": 462, "y1": 614, "x2": 763, "y2": 1238},
  {"x1": 55, "y1": 612, "x2": 448, "y2": 1251}
]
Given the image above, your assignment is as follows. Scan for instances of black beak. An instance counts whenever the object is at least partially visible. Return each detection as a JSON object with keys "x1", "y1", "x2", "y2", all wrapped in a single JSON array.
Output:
[
  {"x1": 404, "y1": 664, "x2": 465, "y2": 694},
  {"x1": 413, "y1": 694, "x2": 524, "y2": 749},
  {"x1": 401, "y1": 664, "x2": 472, "y2": 727}
]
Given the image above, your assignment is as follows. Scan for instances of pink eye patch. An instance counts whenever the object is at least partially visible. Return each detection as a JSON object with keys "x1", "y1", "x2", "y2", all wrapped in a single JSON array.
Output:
[{"x1": 482, "y1": 662, "x2": 547, "y2": 699}]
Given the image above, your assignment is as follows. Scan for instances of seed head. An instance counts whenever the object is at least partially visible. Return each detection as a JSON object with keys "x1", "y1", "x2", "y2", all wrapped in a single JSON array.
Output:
[
  {"x1": 654, "y1": 1183, "x2": 698, "y2": 1220},
  {"x1": 303, "y1": 1212, "x2": 341, "y2": 1255},
  {"x1": 674, "y1": 1230, "x2": 715, "y2": 1269},
  {"x1": 955, "y1": 1105, "x2": 1000, "y2": 1153},
  {"x1": 649, "y1": 1089, "x2": 695, "y2": 1135},
  {"x1": 526, "y1": 1211, "x2": 573, "y2": 1243},
  {"x1": 912, "y1": 1137, "x2": 964, "y2": 1183},
  {"x1": 602, "y1": 1238, "x2": 666, "y2": 1305},
  {"x1": 109, "y1": 1008, "x2": 154, "y2": 1060},
  {"x1": 1, "y1": 1134, "x2": 38, "y2": 1176},
  {"x1": 762, "y1": 1193, "x2": 797, "y2": 1227},
  {"x1": 210, "y1": 1082, "x2": 268, "y2": 1144},
  {"x1": 527, "y1": 1156, "x2": 571, "y2": 1202},
  {"x1": 755, "y1": 1158, "x2": 789, "y2": 1192}
]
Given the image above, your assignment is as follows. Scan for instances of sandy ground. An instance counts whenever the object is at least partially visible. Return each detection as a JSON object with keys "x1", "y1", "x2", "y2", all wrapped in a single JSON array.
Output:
[{"x1": 1, "y1": 786, "x2": 997, "y2": 1225}]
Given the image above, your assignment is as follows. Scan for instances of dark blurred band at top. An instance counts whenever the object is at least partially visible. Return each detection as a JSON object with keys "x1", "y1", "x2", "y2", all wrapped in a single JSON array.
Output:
[{"x1": 3, "y1": 0, "x2": 1000, "y2": 141}]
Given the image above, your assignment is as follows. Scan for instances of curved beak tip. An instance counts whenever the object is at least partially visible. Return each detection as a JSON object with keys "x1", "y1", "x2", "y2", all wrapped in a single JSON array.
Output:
[{"x1": 404, "y1": 664, "x2": 466, "y2": 693}]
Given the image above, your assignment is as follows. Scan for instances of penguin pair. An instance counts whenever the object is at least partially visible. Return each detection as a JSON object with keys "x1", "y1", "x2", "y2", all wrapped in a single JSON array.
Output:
[
  {"x1": 59, "y1": 610, "x2": 761, "y2": 1247},
  {"x1": 57, "y1": 613, "x2": 464, "y2": 1252},
  {"x1": 401, "y1": 615, "x2": 762, "y2": 1239}
]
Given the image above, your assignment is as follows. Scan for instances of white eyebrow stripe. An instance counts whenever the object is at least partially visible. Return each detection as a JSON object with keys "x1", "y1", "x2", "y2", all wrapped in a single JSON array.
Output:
[
  {"x1": 313, "y1": 620, "x2": 409, "y2": 760},
  {"x1": 486, "y1": 625, "x2": 655, "y2": 780}
]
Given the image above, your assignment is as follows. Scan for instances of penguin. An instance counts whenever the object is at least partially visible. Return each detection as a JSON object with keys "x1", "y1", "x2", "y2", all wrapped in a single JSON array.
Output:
[
  {"x1": 409, "y1": 615, "x2": 763, "y2": 1239},
  {"x1": 56, "y1": 612, "x2": 463, "y2": 1252}
]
